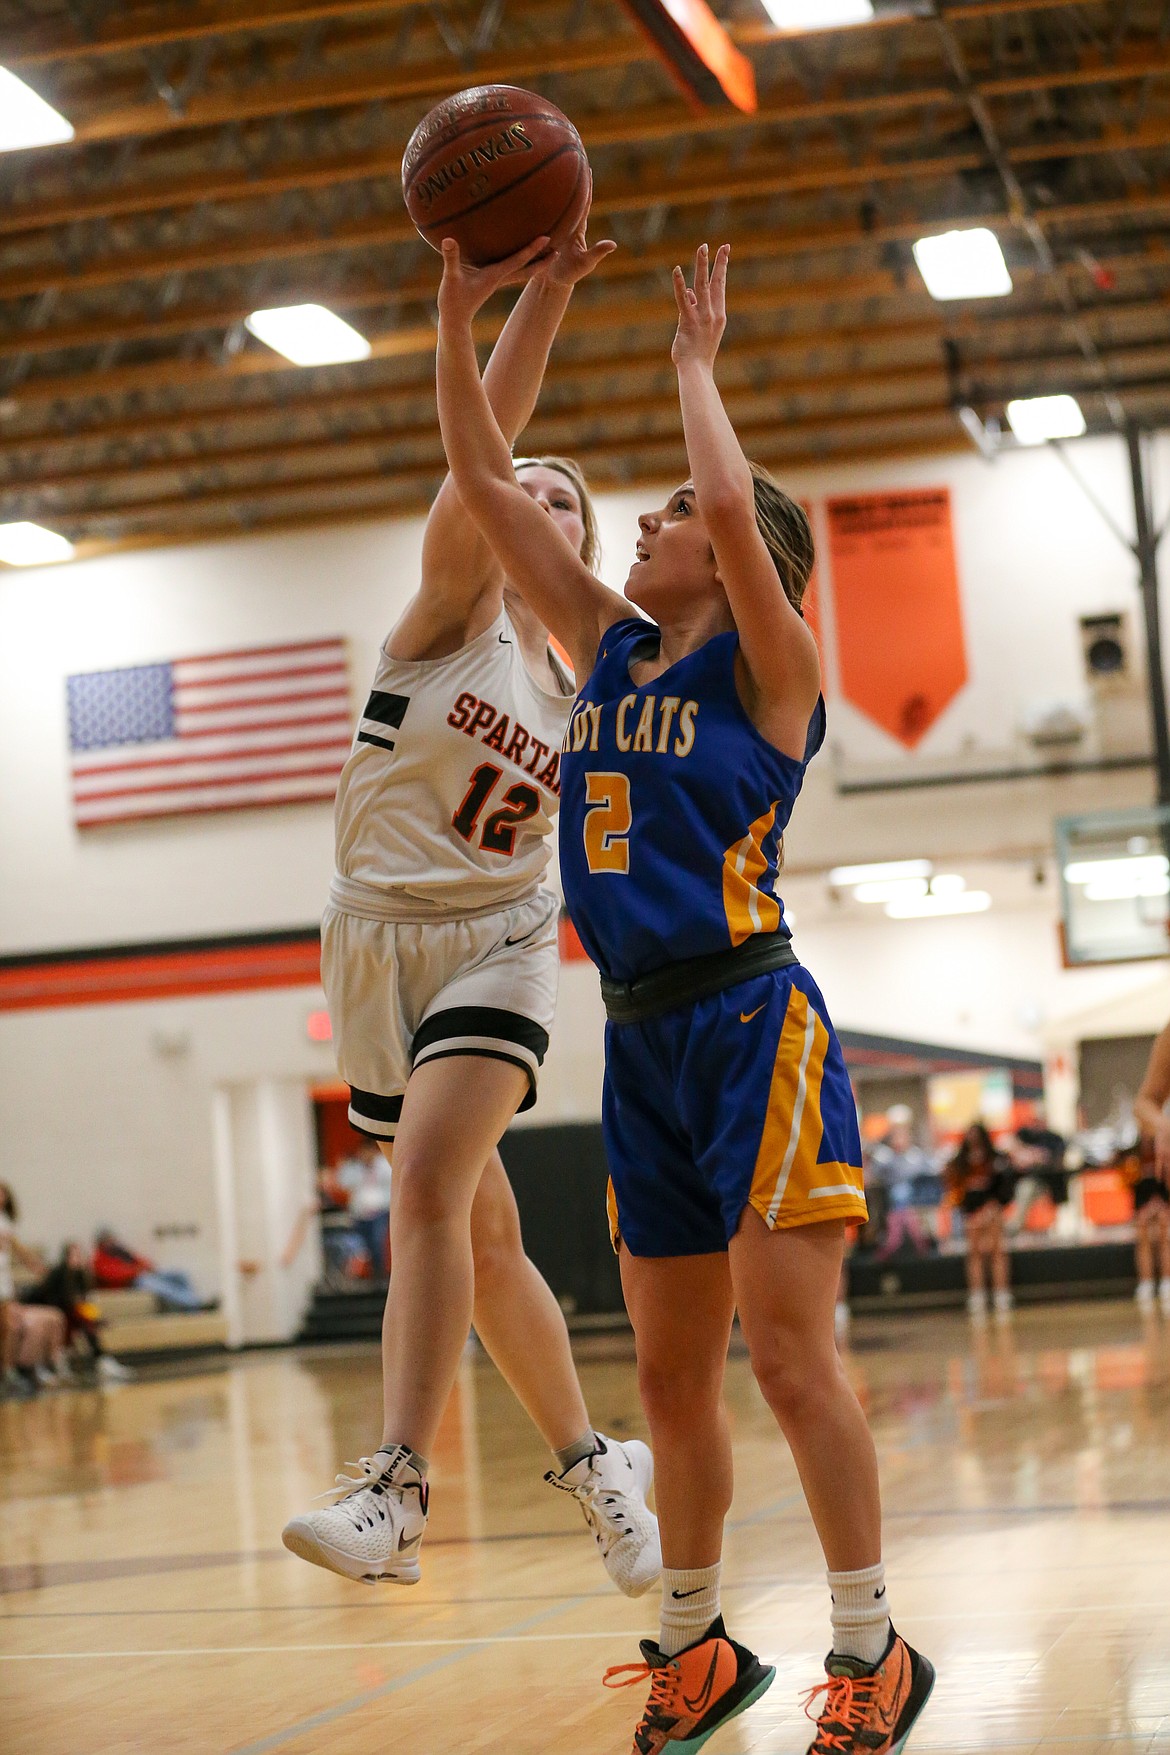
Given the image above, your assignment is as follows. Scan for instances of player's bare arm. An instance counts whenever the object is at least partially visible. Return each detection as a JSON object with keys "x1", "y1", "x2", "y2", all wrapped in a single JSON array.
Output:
[
  {"x1": 435, "y1": 232, "x2": 629, "y2": 683},
  {"x1": 672, "y1": 244, "x2": 821, "y2": 763},
  {"x1": 1135, "y1": 1020, "x2": 1170, "y2": 1176},
  {"x1": 391, "y1": 194, "x2": 605, "y2": 660}
]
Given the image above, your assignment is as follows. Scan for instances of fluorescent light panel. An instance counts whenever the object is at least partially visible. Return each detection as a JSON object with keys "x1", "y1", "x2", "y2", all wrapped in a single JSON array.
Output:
[
  {"x1": 1006, "y1": 394, "x2": 1086, "y2": 445},
  {"x1": 0, "y1": 521, "x2": 74, "y2": 565},
  {"x1": 244, "y1": 304, "x2": 371, "y2": 367},
  {"x1": 852, "y1": 878, "x2": 929, "y2": 904},
  {"x1": 1083, "y1": 875, "x2": 1170, "y2": 902},
  {"x1": 0, "y1": 67, "x2": 74, "y2": 152},
  {"x1": 829, "y1": 859, "x2": 932, "y2": 887},
  {"x1": 1064, "y1": 854, "x2": 1168, "y2": 884},
  {"x1": 912, "y1": 228, "x2": 1012, "y2": 300},
  {"x1": 886, "y1": 891, "x2": 992, "y2": 919},
  {"x1": 762, "y1": 0, "x2": 873, "y2": 26}
]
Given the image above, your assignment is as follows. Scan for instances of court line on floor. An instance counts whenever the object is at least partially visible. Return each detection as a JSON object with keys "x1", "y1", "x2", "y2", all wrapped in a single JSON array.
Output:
[
  {"x1": 5, "y1": 1599, "x2": 1170, "y2": 1660},
  {"x1": 224, "y1": 1596, "x2": 598, "y2": 1755}
]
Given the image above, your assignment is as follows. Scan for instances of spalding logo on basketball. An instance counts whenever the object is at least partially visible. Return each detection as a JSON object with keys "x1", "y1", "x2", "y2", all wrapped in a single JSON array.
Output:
[{"x1": 401, "y1": 84, "x2": 589, "y2": 266}]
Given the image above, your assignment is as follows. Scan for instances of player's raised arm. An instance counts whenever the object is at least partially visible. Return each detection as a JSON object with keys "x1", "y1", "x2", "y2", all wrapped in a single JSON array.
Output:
[
  {"x1": 391, "y1": 187, "x2": 600, "y2": 657},
  {"x1": 671, "y1": 244, "x2": 821, "y2": 760},
  {"x1": 435, "y1": 232, "x2": 629, "y2": 682}
]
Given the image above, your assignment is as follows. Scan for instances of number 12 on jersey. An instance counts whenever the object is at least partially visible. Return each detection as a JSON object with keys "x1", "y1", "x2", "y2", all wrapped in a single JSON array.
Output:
[
  {"x1": 583, "y1": 772, "x2": 631, "y2": 874},
  {"x1": 451, "y1": 762, "x2": 541, "y2": 856}
]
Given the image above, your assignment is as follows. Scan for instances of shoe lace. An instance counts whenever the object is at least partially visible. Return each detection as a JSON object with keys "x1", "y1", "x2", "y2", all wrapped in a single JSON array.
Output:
[
  {"x1": 315, "y1": 1457, "x2": 396, "y2": 1528},
  {"x1": 603, "y1": 1662, "x2": 681, "y2": 1750},
  {"x1": 801, "y1": 1673, "x2": 880, "y2": 1753}
]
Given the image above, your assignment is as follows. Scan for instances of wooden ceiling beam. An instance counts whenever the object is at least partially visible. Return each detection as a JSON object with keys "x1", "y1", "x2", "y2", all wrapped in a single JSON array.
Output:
[
  {"x1": 9, "y1": 349, "x2": 1170, "y2": 500},
  {"x1": 21, "y1": 398, "x2": 963, "y2": 525},
  {"x1": 34, "y1": 23, "x2": 1170, "y2": 151},
  {"x1": 8, "y1": 188, "x2": 1170, "y2": 414},
  {"x1": 4, "y1": 0, "x2": 1102, "y2": 71},
  {"x1": 6, "y1": 2, "x2": 419, "y2": 67},
  {"x1": 9, "y1": 128, "x2": 1170, "y2": 307},
  {"x1": 57, "y1": 35, "x2": 642, "y2": 148}
]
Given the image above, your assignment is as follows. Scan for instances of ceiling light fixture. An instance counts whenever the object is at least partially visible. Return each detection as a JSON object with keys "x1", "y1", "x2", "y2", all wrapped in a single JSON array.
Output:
[
  {"x1": 829, "y1": 859, "x2": 932, "y2": 887},
  {"x1": 852, "y1": 878, "x2": 930, "y2": 904},
  {"x1": 761, "y1": 0, "x2": 874, "y2": 27},
  {"x1": 1006, "y1": 394, "x2": 1086, "y2": 445},
  {"x1": 1064, "y1": 854, "x2": 1169, "y2": 885},
  {"x1": 885, "y1": 891, "x2": 992, "y2": 919},
  {"x1": 911, "y1": 228, "x2": 1013, "y2": 300},
  {"x1": 0, "y1": 521, "x2": 75, "y2": 565},
  {"x1": 244, "y1": 304, "x2": 371, "y2": 367},
  {"x1": 0, "y1": 67, "x2": 74, "y2": 152}
]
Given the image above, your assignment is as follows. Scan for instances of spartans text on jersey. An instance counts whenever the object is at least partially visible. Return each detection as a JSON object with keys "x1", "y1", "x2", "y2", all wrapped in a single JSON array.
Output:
[{"x1": 447, "y1": 691, "x2": 562, "y2": 793}]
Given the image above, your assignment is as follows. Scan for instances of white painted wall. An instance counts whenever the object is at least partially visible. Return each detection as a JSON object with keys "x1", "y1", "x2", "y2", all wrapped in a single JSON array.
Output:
[{"x1": 3, "y1": 429, "x2": 1169, "y2": 1324}]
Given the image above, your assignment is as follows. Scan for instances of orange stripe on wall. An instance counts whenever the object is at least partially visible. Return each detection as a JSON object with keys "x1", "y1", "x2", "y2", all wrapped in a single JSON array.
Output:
[{"x1": 0, "y1": 934, "x2": 321, "y2": 1011}]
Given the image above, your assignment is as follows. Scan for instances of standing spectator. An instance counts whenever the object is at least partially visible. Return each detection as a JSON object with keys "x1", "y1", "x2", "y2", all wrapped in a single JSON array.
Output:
[
  {"x1": 26, "y1": 1243, "x2": 133, "y2": 1382},
  {"x1": 336, "y1": 1139, "x2": 392, "y2": 1277},
  {"x1": 947, "y1": 1123, "x2": 1015, "y2": 1321},
  {"x1": 867, "y1": 1106, "x2": 938, "y2": 1260},
  {"x1": 1131, "y1": 1023, "x2": 1170, "y2": 1312},
  {"x1": 1, "y1": 1183, "x2": 45, "y2": 1398}
]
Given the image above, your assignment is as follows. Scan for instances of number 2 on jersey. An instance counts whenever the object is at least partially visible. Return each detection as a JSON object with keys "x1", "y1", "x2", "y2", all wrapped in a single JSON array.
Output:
[
  {"x1": 583, "y1": 772, "x2": 632, "y2": 874},
  {"x1": 452, "y1": 761, "x2": 541, "y2": 857}
]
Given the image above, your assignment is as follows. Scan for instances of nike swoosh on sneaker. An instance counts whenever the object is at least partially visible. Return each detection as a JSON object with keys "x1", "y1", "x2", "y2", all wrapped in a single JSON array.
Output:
[
  {"x1": 739, "y1": 1004, "x2": 766, "y2": 1024},
  {"x1": 682, "y1": 1647, "x2": 721, "y2": 1715},
  {"x1": 397, "y1": 1527, "x2": 418, "y2": 1552}
]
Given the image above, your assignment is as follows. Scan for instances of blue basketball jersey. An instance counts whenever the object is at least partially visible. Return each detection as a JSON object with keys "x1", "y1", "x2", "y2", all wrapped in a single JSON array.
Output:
[{"x1": 559, "y1": 617, "x2": 825, "y2": 982}]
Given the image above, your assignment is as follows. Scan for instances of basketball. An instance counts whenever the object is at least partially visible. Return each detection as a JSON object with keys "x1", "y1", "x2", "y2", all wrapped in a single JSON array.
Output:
[{"x1": 401, "y1": 84, "x2": 589, "y2": 265}]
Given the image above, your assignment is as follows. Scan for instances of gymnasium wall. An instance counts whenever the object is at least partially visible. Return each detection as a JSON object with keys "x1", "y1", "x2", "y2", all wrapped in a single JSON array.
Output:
[{"x1": 3, "y1": 429, "x2": 1169, "y2": 1305}]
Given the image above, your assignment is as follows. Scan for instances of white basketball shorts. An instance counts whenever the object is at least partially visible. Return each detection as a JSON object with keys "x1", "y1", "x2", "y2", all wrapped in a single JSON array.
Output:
[{"x1": 320, "y1": 890, "x2": 559, "y2": 1140}]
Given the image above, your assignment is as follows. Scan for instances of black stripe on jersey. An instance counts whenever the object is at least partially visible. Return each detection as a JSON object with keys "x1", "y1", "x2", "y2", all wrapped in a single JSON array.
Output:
[
  {"x1": 349, "y1": 1088, "x2": 404, "y2": 1124},
  {"x1": 411, "y1": 1006, "x2": 550, "y2": 1065},
  {"x1": 363, "y1": 690, "x2": 411, "y2": 729},
  {"x1": 356, "y1": 730, "x2": 397, "y2": 752}
]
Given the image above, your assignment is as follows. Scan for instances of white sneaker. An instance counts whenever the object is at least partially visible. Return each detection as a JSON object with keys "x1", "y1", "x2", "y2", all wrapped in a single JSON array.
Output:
[
  {"x1": 282, "y1": 1445, "x2": 429, "y2": 1585},
  {"x1": 967, "y1": 1290, "x2": 988, "y2": 1321},
  {"x1": 544, "y1": 1434, "x2": 661, "y2": 1598},
  {"x1": 993, "y1": 1289, "x2": 1014, "y2": 1319},
  {"x1": 97, "y1": 1355, "x2": 134, "y2": 1383},
  {"x1": 1135, "y1": 1279, "x2": 1156, "y2": 1309},
  {"x1": 1159, "y1": 1281, "x2": 1170, "y2": 1315}
]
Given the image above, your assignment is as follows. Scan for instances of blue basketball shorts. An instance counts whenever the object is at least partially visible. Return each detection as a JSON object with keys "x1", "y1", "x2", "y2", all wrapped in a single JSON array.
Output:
[{"x1": 602, "y1": 962, "x2": 867, "y2": 1258}]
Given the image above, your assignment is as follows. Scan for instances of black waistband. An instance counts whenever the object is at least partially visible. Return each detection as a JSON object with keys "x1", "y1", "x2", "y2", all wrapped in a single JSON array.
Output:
[{"x1": 599, "y1": 934, "x2": 799, "y2": 1025}]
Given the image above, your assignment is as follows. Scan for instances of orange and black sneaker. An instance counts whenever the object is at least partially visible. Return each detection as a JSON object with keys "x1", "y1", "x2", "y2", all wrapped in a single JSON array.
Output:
[
  {"x1": 604, "y1": 1615, "x2": 774, "y2": 1754},
  {"x1": 803, "y1": 1626, "x2": 934, "y2": 1754}
]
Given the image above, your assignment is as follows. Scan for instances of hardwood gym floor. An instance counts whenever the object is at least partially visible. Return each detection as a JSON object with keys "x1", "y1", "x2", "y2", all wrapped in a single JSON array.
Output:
[{"x1": 3, "y1": 1302, "x2": 1169, "y2": 1754}]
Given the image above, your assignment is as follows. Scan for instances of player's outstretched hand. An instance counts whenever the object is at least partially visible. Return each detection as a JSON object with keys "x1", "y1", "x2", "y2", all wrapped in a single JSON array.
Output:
[
  {"x1": 537, "y1": 172, "x2": 618, "y2": 289},
  {"x1": 670, "y1": 242, "x2": 728, "y2": 371},
  {"x1": 437, "y1": 234, "x2": 552, "y2": 325}
]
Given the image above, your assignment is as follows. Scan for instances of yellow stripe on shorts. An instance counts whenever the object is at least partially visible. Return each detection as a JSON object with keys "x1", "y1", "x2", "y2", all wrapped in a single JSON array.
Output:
[
  {"x1": 606, "y1": 1175, "x2": 620, "y2": 1252},
  {"x1": 748, "y1": 987, "x2": 866, "y2": 1230}
]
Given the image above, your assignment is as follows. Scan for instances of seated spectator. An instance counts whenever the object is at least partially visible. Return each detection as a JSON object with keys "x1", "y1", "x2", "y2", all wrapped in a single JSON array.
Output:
[
  {"x1": 26, "y1": 1243, "x2": 132, "y2": 1383},
  {"x1": 867, "y1": 1106, "x2": 938, "y2": 1260},
  {"x1": 335, "y1": 1140, "x2": 392, "y2": 1277},
  {"x1": 947, "y1": 1122, "x2": 1015, "y2": 1320},
  {"x1": 1, "y1": 1182, "x2": 47, "y2": 1399},
  {"x1": 93, "y1": 1230, "x2": 214, "y2": 1312},
  {"x1": 9, "y1": 1301, "x2": 69, "y2": 1390}
]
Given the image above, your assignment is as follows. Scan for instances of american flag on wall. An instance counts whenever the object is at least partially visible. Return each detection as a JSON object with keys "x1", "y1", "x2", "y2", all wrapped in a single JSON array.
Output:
[{"x1": 66, "y1": 639, "x2": 351, "y2": 828}]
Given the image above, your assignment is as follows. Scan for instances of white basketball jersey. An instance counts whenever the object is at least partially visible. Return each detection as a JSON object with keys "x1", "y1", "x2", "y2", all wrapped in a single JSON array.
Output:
[{"x1": 332, "y1": 609, "x2": 574, "y2": 918}]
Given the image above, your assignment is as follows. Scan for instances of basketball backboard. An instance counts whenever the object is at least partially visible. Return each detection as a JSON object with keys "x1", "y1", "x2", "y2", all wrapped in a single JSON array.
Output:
[{"x1": 1057, "y1": 804, "x2": 1170, "y2": 965}]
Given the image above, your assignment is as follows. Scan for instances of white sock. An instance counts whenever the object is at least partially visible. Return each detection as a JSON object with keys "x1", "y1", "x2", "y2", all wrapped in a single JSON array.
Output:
[
  {"x1": 828, "y1": 1562, "x2": 891, "y2": 1667},
  {"x1": 660, "y1": 1562, "x2": 721, "y2": 1657}
]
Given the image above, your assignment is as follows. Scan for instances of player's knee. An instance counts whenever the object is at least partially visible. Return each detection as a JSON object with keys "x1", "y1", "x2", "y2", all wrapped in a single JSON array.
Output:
[
  {"x1": 749, "y1": 1337, "x2": 833, "y2": 1428},
  {"x1": 471, "y1": 1220, "x2": 522, "y2": 1290},
  {"x1": 636, "y1": 1354, "x2": 721, "y2": 1433},
  {"x1": 391, "y1": 1153, "x2": 472, "y2": 1228}
]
